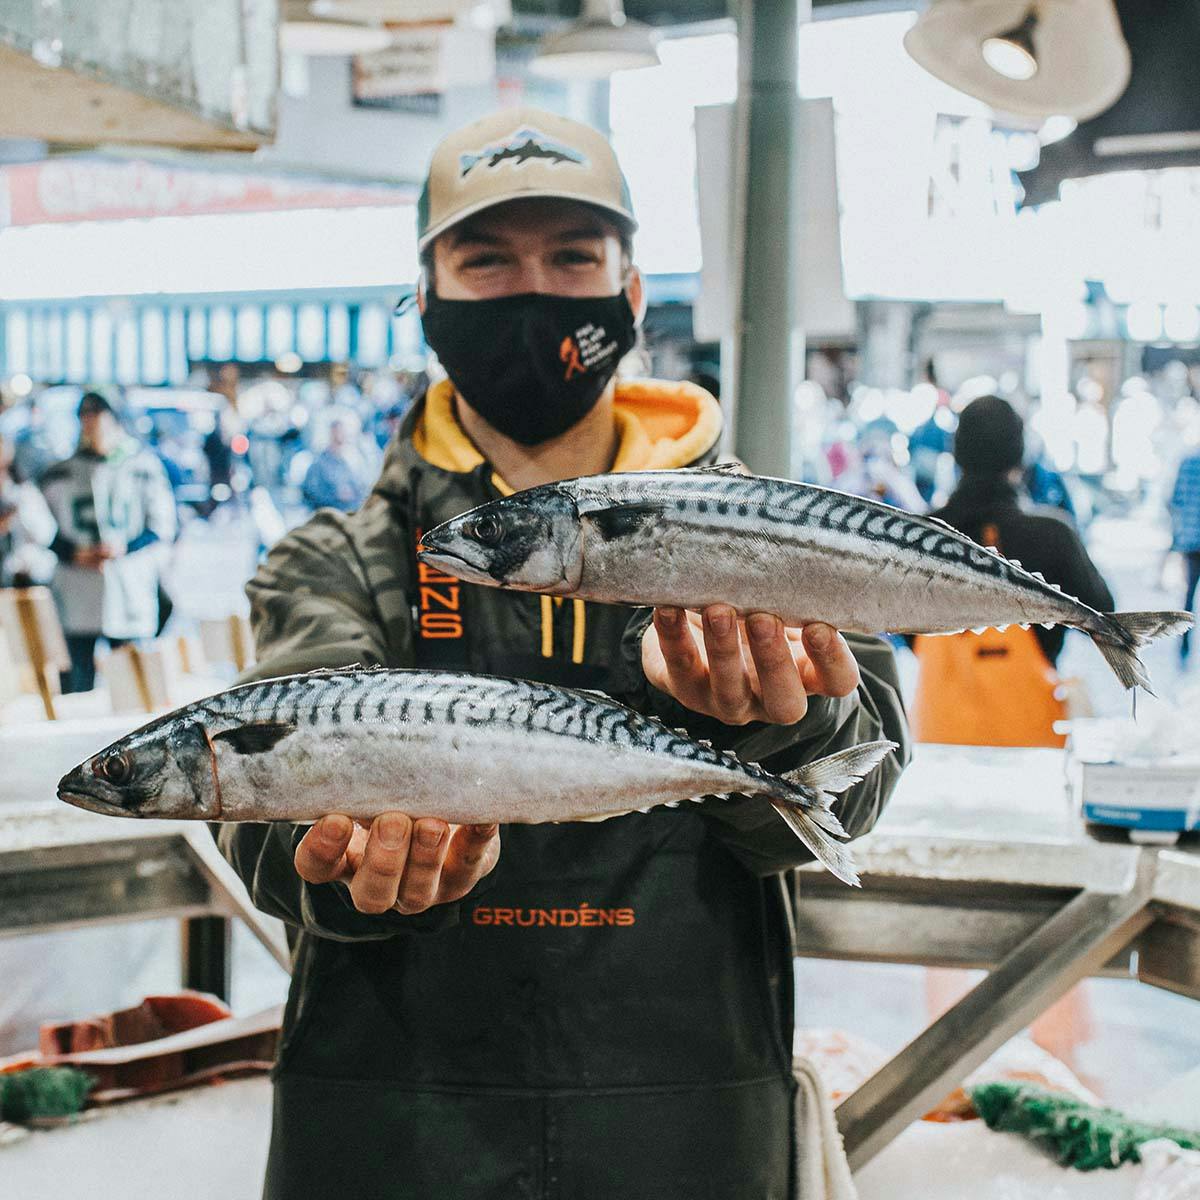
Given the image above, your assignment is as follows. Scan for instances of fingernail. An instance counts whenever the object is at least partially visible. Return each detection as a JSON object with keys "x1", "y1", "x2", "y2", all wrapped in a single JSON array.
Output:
[
  {"x1": 657, "y1": 606, "x2": 681, "y2": 627},
  {"x1": 747, "y1": 613, "x2": 777, "y2": 643},
  {"x1": 472, "y1": 823, "x2": 499, "y2": 838},
  {"x1": 707, "y1": 607, "x2": 733, "y2": 637},
  {"x1": 807, "y1": 624, "x2": 832, "y2": 650},
  {"x1": 416, "y1": 820, "x2": 443, "y2": 849},
  {"x1": 378, "y1": 814, "x2": 409, "y2": 850},
  {"x1": 321, "y1": 815, "x2": 350, "y2": 841}
]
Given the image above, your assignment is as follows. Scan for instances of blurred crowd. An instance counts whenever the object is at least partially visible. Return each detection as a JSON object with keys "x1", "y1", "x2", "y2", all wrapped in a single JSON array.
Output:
[
  {"x1": 0, "y1": 361, "x2": 426, "y2": 693},
  {"x1": 3, "y1": 352, "x2": 1200, "y2": 710}
]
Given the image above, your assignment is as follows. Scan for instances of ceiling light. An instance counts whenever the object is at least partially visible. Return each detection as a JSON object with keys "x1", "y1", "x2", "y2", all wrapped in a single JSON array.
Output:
[
  {"x1": 903, "y1": 0, "x2": 1130, "y2": 122},
  {"x1": 531, "y1": 0, "x2": 660, "y2": 80},
  {"x1": 982, "y1": 8, "x2": 1039, "y2": 81}
]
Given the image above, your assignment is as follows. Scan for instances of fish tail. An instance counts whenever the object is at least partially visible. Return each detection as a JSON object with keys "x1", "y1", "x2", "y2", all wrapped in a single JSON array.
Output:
[
  {"x1": 1090, "y1": 611, "x2": 1194, "y2": 693},
  {"x1": 754, "y1": 740, "x2": 896, "y2": 887},
  {"x1": 769, "y1": 801, "x2": 862, "y2": 887}
]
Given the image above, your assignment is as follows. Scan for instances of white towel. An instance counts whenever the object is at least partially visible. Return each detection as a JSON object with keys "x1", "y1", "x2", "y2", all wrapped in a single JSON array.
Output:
[
  {"x1": 1137, "y1": 1140, "x2": 1200, "y2": 1200},
  {"x1": 793, "y1": 1056, "x2": 859, "y2": 1200}
]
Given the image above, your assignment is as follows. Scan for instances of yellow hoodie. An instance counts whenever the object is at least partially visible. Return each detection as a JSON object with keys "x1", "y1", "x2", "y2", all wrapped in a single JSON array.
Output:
[{"x1": 412, "y1": 376, "x2": 724, "y2": 487}]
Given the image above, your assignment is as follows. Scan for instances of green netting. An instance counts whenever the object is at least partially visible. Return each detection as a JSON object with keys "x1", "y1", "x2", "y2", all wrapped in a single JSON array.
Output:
[
  {"x1": 969, "y1": 1081, "x2": 1200, "y2": 1171},
  {"x1": 0, "y1": 1066, "x2": 95, "y2": 1123}
]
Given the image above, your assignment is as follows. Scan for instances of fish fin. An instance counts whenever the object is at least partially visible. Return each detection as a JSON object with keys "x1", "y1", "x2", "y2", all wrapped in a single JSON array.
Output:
[
  {"x1": 805, "y1": 805, "x2": 850, "y2": 838},
  {"x1": 213, "y1": 721, "x2": 297, "y2": 755},
  {"x1": 769, "y1": 801, "x2": 861, "y2": 887},
  {"x1": 1091, "y1": 611, "x2": 1195, "y2": 692},
  {"x1": 785, "y1": 740, "x2": 897, "y2": 796},
  {"x1": 582, "y1": 503, "x2": 667, "y2": 542},
  {"x1": 687, "y1": 461, "x2": 748, "y2": 476}
]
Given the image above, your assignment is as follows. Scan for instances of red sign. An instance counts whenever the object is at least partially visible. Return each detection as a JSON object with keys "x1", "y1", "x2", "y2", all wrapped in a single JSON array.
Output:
[{"x1": 0, "y1": 160, "x2": 413, "y2": 228}]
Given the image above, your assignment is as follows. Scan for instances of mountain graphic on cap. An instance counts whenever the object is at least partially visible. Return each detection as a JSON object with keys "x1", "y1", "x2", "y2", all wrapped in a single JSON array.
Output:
[
  {"x1": 459, "y1": 127, "x2": 587, "y2": 177},
  {"x1": 418, "y1": 107, "x2": 637, "y2": 251}
]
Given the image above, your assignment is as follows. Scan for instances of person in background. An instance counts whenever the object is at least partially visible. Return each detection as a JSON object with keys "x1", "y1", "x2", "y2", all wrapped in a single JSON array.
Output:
[
  {"x1": 203, "y1": 363, "x2": 251, "y2": 513},
  {"x1": 1171, "y1": 444, "x2": 1200, "y2": 662},
  {"x1": 300, "y1": 416, "x2": 373, "y2": 512},
  {"x1": 1023, "y1": 429, "x2": 1077, "y2": 522},
  {"x1": 0, "y1": 431, "x2": 56, "y2": 588},
  {"x1": 932, "y1": 395, "x2": 1113, "y2": 670},
  {"x1": 908, "y1": 360, "x2": 955, "y2": 505},
  {"x1": 39, "y1": 393, "x2": 177, "y2": 693},
  {"x1": 7, "y1": 397, "x2": 62, "y2": 486}
]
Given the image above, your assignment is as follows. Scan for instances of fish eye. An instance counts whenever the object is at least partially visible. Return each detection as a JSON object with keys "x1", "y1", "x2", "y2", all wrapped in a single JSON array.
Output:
[
  {"x1": 95, "y1": 751, "x2": 134, "y2": 786},
  {"x1": 470, "y1": 513, "x2": 505, "y2": 547}
]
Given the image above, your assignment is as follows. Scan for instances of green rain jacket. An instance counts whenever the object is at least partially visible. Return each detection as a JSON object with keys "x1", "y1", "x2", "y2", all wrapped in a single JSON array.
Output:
[{"x1": 217, "y1": 378, "x2": 910, "y2": 1200}]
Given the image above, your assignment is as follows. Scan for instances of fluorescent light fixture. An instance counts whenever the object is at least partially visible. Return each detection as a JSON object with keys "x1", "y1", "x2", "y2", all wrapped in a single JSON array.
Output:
[
  {"x1": 981, "y1": 8, "x2": 1039, "y2": 81},
  {"x1": 531, "y1": 0, "x2": 660, "y2": 80}
]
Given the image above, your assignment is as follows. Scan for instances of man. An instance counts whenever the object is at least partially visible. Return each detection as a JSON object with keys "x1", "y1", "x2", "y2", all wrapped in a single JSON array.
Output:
[
  {"x1": 218, "y1": 108, "x2": 908, "y2": 1199},
  {"x1": 300, "y1": 414, "x2": 374, "y2": 512},
  {"x1": 0, "y1": 430, "x2": 56, "y2": 588},
  {"x1": 39, "y1": 392, "x2": 176, "y2": 693}
]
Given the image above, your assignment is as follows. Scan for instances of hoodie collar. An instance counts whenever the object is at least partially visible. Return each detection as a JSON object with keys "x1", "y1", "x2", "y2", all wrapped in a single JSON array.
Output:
[{"x1": 386, "y1": 376, "x2": 722, "y2": 497}]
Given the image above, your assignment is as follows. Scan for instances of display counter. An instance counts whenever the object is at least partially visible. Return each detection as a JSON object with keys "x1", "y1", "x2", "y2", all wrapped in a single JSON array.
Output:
[{"x1": 808, "y1": 745, "x2": 1200, "y2": 1168}]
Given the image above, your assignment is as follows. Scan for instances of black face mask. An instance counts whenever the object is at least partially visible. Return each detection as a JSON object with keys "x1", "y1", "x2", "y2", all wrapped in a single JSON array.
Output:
[{"x1": 420, "y1": 289, "x2": 638, "y2": 446}]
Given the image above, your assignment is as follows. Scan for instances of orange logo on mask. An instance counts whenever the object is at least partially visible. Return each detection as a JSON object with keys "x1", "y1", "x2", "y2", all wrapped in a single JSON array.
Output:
[{"x1": 559, "y1": 336, "x2": 585, "y2": 381}]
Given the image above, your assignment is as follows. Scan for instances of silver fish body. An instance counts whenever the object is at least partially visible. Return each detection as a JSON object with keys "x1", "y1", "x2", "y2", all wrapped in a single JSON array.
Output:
[
  {"x1": 419, "y1": 467, "x2": 1193, "y2": 691},
  {"x1": 57, "y1": 667, "x2": 896, "y2": 885}
]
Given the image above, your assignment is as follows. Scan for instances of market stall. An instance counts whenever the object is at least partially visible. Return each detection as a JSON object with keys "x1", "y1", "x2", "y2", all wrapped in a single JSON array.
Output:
[{"x1": 3, "y1": 722, "x2": 1198, "y2": 1195}]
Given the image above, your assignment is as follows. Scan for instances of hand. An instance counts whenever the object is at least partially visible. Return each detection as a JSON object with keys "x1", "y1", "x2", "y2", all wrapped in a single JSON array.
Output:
[
  {"x1": 73, "y1": 546, "x2": 104, "y2": 569},
  {"x1": 95, "y1": 542, "x2": 121, "y2": 561},
  {"x1": 294, "y1": 813, "x2": 501, "y2": 915},
  {"x1": 642, "y1": 605, "x2": 860, "y2": 726}
]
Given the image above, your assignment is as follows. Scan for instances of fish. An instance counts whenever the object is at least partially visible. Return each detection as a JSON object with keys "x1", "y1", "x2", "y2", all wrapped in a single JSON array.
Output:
[
  {"x1": 417, "y1": 465, "x2": 1193, "y2": 693},
  {"x1": 56, "y1": 667, "x2": 897, "y2": 886}
]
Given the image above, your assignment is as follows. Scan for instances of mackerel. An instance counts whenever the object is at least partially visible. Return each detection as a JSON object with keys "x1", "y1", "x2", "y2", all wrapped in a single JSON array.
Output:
[
  {"x1": 418, "y1": 465, "x2": 1193, "y2": 692},
  {"x1": 57, "y1": 667, "x2": 896, "y2": 885}
]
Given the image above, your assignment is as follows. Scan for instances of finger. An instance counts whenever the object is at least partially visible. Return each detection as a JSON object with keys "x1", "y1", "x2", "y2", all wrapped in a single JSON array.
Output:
[
  {"x1": 702, "y1": 606, "x2": 755, "y2": 724},
  {"x1": 745, "y1": 613, "x2": 809, "y2": 725},
  {"x1": 439, "y1": 823, "x2": 501, "y2": 902},
  {"x1": 294, "y1": 814, "x2": 354, "y2": 884},
  {"x1": 800, "y1": 623, "x2": 861, "y2": 697},
  {"x1": 650, "y1": 607, "x2": 712, "y2": 713},
  {"x1": 348, "y1": 813, "x2": 412, "y2": 914},
  {"x1": 393, "y1": 819, "x2": 451, "y2": 914}
]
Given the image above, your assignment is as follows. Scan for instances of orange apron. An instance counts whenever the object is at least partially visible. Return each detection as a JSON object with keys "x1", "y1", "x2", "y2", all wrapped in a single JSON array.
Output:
[{"x1": 911, "y1": 524, "x2": 1067, "y2": 748}]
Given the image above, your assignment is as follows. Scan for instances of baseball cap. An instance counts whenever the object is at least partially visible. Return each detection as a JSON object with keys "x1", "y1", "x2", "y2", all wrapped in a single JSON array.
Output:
[{"x1": 417, "y1": 106, "x2": 637, "y2": 252}]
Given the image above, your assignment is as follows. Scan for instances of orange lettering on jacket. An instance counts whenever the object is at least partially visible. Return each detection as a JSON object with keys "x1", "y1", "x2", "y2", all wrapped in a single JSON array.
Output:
[
  {"x1": 472, "y1": 902, "x2": 636, "y2": 929},
  {"x1": 416, "y1": 538, "x2": 463, "y2": 639}
]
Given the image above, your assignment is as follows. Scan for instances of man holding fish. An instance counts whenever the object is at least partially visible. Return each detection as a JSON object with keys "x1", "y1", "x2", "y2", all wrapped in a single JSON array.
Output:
[{"x1": 216, "y1": 109, "x2": 910, "y2": 1198}]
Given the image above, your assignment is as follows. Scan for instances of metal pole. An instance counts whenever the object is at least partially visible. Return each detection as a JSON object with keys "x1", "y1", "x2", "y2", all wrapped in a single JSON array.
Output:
[{"x1": 733, "y1": 0, "x2": 807, "y2": 477}]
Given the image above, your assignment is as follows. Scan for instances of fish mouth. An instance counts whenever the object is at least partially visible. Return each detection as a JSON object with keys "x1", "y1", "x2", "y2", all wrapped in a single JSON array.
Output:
[
  {"x1": 416, "y1": 536, "x2": 502, "y2": 589},
  {"x1": 57, "y1": 786, "x2": 132, "y2": 818},
  {"x1": 57, "y1": 767, "x2": 133, "y2": 818}
]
